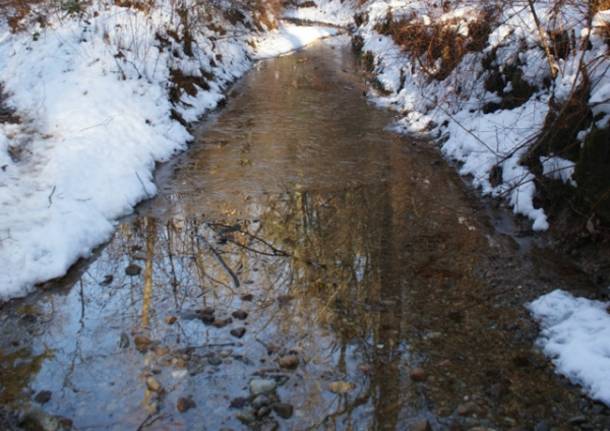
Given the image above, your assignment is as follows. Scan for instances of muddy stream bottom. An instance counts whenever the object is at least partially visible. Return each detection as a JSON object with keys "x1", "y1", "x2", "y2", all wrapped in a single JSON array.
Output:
[{"x1": 1, "y1": 36, "x2": 608, "y2": 431}]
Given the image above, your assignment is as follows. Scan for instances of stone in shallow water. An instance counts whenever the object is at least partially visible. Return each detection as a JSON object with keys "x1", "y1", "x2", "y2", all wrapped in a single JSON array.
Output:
[
  {"x1": 124, "y1": 264, "x2": 141, "y2": 276},
  {"x1": 273, "y1": 403, "x2": 294, "y2": 419},
  {"x1": 329, "y1": 381, "x2": 354, "y2": 394},
  {"x1": 250, "y1": 378, "x2": 277, "y2": 395},
  {"x1": 278, "y1": 354, "x2": 298, "y2": 369},
  {"x1": 176, "y1": 397, "x2": 196, "y2": 413},
  {"x1": 34, "y1": 390, "x2": 52, "y2": 404},
  {"x1": 232, "y1": 309, "x2": 248, "y2": 320},
  {"x1": 409, "y1": 367, "x2": 427, "y2": 382},
  {"x1": 230, "y1": 327, "x2": 246, "y2": 338}
]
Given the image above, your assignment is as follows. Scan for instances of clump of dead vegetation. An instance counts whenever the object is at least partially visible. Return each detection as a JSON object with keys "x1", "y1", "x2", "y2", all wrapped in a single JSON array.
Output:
[{"x1": 374, "y1": 5, "x2": 497, "y2": 80}]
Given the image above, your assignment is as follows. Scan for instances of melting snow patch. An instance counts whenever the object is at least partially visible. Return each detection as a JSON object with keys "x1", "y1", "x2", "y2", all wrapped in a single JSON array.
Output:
[{"x1": 528, "y1": 290, "x2": 610, "y2": 405}]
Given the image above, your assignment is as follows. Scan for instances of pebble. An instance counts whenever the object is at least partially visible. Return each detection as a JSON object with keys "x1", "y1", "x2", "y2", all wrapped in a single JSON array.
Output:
[
  {"x1": 273, "y1": 403, "x2": 294, "y2": 419},
  {"x1": 208, "y1": 355, "x2": 222, "y2": 366},
  {"x1": 457, "y1": 402, "x2": 482, "y2": 417},
  {"x1": 411, "y1": 419, "x2": 431, "y2": 431},
  {"x1": 256, "y1": 406, "x2": 271, "y2": 418},
  {"x1": 34, "y1": 390, "x2": 52, "y2": 404},
  {"x1": 533, "y1": 420, "x2": 549, "y2": 431},
  {"x1": 329, "y1": 381, "x2": 354, "y2": 394},
  {"x1": 250, "y1": 378, "x2": 277, "y2": 395},
  {"x1": 241, "y1": 293, "x2": 254, "y2": 301},
  {"x1": 568, "y1": 416, "x2": 587, "y2": 425},
  {"x1": 252, "y1": 394, "x2": 270, "y2": 409},
  {"x1": 125, "y1": 264, "x2": 141, "y2": 276},
  {"x1": 176, "y1": 397, "x2": 196, "y2": 413},
  {"x1": 278, "y1": 354, "x2": 299, "y2": 369},
  {"x1": 213, "y1": 317, "x2": 233, "y2": 328},
  {"x1": 232, "y1": 310, "x2": 248, "y2": 320},
  {"x1": 230, "y1": 397, "x2": 248, "y2": 409},
  {"x1": 146, "y1": 376, "x2": 161, "y2": 392},
  {"x1": 134, "y1": 335, "x2": 152, "y2": 353},
  {"x1": 230, "y1": 327, "x2": 246, "y2": 338},
  {"x1": 236, "y1": 410, "x2": 256, "y2": 425},
  {"x1": 410, "y1": 368, "x2": 427, "y2": 382}
]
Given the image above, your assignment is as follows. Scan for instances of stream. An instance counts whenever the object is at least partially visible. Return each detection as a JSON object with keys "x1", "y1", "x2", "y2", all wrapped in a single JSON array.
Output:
[{"x1": 0, "y1": 35, "x2": 608, "y2": 431}]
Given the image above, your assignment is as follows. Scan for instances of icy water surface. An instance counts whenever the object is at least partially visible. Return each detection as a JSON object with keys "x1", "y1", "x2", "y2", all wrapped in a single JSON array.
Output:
[{"x1": 1, "y1": 37, "x2": 609, "y2": 430}]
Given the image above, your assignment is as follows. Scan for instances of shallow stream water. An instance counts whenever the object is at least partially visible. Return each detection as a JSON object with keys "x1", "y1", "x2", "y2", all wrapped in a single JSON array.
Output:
[{"x1": 0, "y1": 36, "x2": 608, "y2": 431}]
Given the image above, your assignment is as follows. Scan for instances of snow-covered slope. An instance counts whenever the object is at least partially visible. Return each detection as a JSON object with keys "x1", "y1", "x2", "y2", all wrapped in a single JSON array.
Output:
[{"x1": 0, "y1": 2, "x2": 336, "y2": 299}]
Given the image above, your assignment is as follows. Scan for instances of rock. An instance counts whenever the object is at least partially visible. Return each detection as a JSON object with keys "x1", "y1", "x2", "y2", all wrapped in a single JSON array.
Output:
[
  {"x1": 213, "y1": 317, "x2": 233, "y2": 328},
  {"x1": 329, "y1": 381, "x2": 354, "y2": 394},
  {"x1": 273, "y1": 403, "x2": 294, "y2": 419},
  {"x1": 154, "y1": 346, "x2": 169, "y2": 356},
  {"x1": 411, "y1": 419, "x2": 432, "y2": 431},
  {"x1": 260, "y1": 419, "x2": 279, "y2": 431},
  {"x1": 125, "y1": 264, "x2": 141, "y2": 276},
  {"x1": 176, "y1": 397, "x2": 196, "y2": 413},
  {"x1": 232, "y1": 310, "x2": 248, "y2": 320},
  {"x1": 34, "y1": 390, "x2": 52, "y2": 404},
  {"x1": 278, "y1": 354, "x2": 299, "y2": 369},
  {"x1": 134, "y1": 335, "x2": 152, "y2": 353},
  {"x1": 164, "y1": 315, "x2": 177, "y2": 325},
  {"x1": 230, "y1": 397, "x2": 248, "y2": 409},
  {"x1": 236, "y1": 410, "x2": 256, "y2": 425},
  {"x1": 256, "y1": 406, "x2": 271, "y2": 418},
  {"x1": 230, "y1": 327, "x2": 246, "y2": 338},
  {"x1": 568, "y1": 416, "x2": 587, "y2": 425},
  {"x1": 457, "y1": 402, "x2": 482, "y2": 417},
  {"x1": 146, "y1": 376, "x2": 161, "y2": 392},
  {"x1": 198, "y1": 308, "x2": 215, "y2": 324},
  {"x1": 409, "y1": 368, "x2": 427, "y2": 382},
  {"x1": 533, "y1": 420, "x2": 549, "y2": 431},
  {"x1": 241, "y1": 293, "x2": 254, "y2": 301},
  {"x1": 250, "y1": 378, "x2": 277, "y2": 395},
  {"x1": 252, "y1": 394, "x2": 270, "y2": 409},
  {"x1": 208, "y1": 355, "x2": 222, "y2": 366}
]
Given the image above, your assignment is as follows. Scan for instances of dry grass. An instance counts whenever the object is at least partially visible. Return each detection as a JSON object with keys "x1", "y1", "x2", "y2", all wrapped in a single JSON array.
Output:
[
  {"x1": 593, "y1": 0, "x2": 610, "y2": 14},
  {"x1": 377, "y1": 10, "x2": 495, "y2": 81}
]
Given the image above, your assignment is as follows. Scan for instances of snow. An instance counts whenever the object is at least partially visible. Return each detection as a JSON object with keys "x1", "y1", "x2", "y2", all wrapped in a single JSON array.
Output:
[
  {"x1": 541, "y1": 156, "x2": 576, "y2": 186},
  {"x1": 283, "y1": 0, "x2": 356, "y2": 26},
  {"x1": 253, "y1": 22, "x2": 338, "y2": 59},
  {"x1": 528, "y1": 290, "x2": 610, "y2": 405},
  {"x1": 0, "y1": 3, "x2": 336, "y2": 299}
]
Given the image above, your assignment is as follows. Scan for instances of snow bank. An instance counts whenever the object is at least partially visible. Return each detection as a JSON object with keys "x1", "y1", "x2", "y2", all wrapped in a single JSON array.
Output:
[
  {"x1": 0, "y1": 3, "x2": 335, "y2": 299},
  {"x1": 528, "y1": 290, "x2": 610, "y2": 405},
  {"x1": 283, "y1": 0, "x2": 357, "y2": 26}
]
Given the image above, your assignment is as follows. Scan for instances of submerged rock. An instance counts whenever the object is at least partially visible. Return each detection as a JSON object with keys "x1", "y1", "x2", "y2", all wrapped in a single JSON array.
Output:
[
  {"x1": 177, "y1": 397, "x2": 196, "y2": 413},
  {"x1": 278, "y1": 354, "x2": 299, "y2": 369},
  {"x1": 409, "y1": 368, "x2": 427, "y2": 382},
  {"x1": 329, "y1": 381, "x2": 354, "y2": 394},
  {"x1": 124, "y1": 264, "x2": 141, "y2": 276},
  {"x1": 272, "y1": 403, "x2": 294, "y2": 419},
  {"x1": 134, "y1": 335, "x2": 152, "y2": 353},
  {"x1": 232, "y1": 309, "x2": 248, "y2": 320},
  {"x1": 34, "y1": 390, "x2": 52, "y2": 404},
  {"x1": 230, "y1": 327, "x2": 246, "y2": 338},
  {"x1": 250, "y1": 378, "x2": 277, "y2": 395}
]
